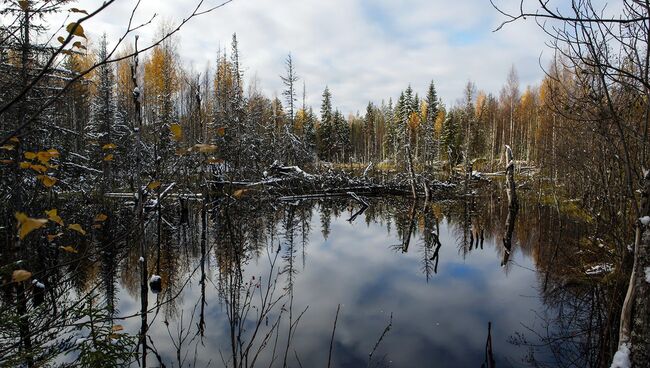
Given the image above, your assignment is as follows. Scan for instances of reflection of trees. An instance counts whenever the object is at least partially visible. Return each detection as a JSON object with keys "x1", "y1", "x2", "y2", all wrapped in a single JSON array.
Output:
[{"x1": 2, "y1": 190, "x2": 630, "y2": 367}]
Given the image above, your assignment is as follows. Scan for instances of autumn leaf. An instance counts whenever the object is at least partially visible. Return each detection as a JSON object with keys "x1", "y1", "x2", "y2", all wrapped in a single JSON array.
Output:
[
  {"x1": 94, "y1": 213, "x2": 108, "y2": 222},
  {"x1": 24, "y1": 151, "x2": 36, "y2": 160},
  {"x1": 30, "y1": 164, "x2": 48, "y2": 173},
  {"x1": 45, "y1": 209, "x2": 64, "y2": 226},
  {"x1": 72, "y1": 41, "x2": 86, "y2": 50},
  {"x1": 170, "y1": 124, "x2": 182, "y2": 141},
  {"x1": 9, "y1": 137, "x2": 19, "y2": 143},
  {"x1": 0, "y1": 160, "x2": 13, "y2": 164},
  {"x1": 66, "y1": 22, "x2": 86, "y2": 38},
  {"x1": 15, "y1": 212, "x2": 48, "y2": 240},
  {"x1": 217, "y1": 127, "x2": 226, "y2": 137},
  {"x1": 19, "y1": 161, "x2": 30, "y2": 169},
  {"x1": 47, "y1": 233, "x2": 64, "y2": 242},
  {"x1": 18, "y1": 1, "x2": 29, "y2": 11},
  {"x1": 233, "y1": 189, "x2": 247, "y2": 199},
  {"x1": 147, "y1": 181, "x2": 161, "y2": 190},
  {"x1": 68, "y1": 223, "x2": 86, "y2": 236},
  {"x1": 57, "y1": 36, "x2": 65, "y2": 44},
  {"x1": 111, "y1": 325, "x2": 124, "y2": 332},
  {"x1": 192, "y1": 144, "x2": 217, "y2": 153},
  {"x1": 0, "y1": 144, "x2": 14, "y2": 150},
  {"x1": 37, "y1": 175, "x2": 57, "y2": 188},
  {"x1": 103, "y1": 154, "x2": 114, "y2": 161},
  {"x1": 60, "y1": 245, "x2": 78, "y2": 254},
  {"x1": 12, "y1": 270, "x2": 32, "y2": 283},
  {"x1": 102, "y1": 143, "x2": 117, "y2": 150}
]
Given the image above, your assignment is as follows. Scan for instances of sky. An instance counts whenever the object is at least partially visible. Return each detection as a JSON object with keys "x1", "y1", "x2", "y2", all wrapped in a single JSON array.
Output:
[{"x1": 52, "y1": 0, "x2": 551, "y2": 114}]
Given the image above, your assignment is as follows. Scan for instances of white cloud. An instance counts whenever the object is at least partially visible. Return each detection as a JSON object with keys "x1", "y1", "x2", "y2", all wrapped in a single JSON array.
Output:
[{"x1": 56, "y1": 0, "x2": 550, "y2": 113}]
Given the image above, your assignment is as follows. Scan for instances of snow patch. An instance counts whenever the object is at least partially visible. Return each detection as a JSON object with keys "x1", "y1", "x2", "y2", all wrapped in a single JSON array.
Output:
[
  {"x1": 640, "y1": 216, "x2": 650, "y2": 226},
  {"x1": 585, "y1": 263, "x2": 613, "y2": 276},
  {"x1": 610, "y1": 343, "x2": 631, "y2": 368},
  {"x1": 149, "y1": 275, "x2": 161, "y2": 283},
  {"x1": 645, "y1": 267, "x2": 650, "y2": 284},
  {"x1": 31, "y1": 279, "x2": 45, "y2": 289},
  {"x1": 138, "y1": 257, "x2": 144, "y2": 263}
]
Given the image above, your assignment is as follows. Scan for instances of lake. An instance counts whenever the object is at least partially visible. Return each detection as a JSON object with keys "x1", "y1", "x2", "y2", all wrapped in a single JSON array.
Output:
[{"x1": 85, "y1": 192, "x2": 591, "y2": 367}]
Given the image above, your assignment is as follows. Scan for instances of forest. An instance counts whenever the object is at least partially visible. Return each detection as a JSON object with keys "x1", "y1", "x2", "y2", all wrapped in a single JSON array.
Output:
[{"x1": 1, "y1": 0, "x2": 650, "y2": 367}]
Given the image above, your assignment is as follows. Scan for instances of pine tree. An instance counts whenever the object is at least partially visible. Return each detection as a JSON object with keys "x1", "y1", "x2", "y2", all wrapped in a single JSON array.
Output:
[{"x1": 318, "y1": 86, "x2": 333, "y2": 160}]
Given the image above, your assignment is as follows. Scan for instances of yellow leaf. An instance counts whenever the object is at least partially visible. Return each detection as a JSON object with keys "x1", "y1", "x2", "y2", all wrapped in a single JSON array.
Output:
[
  {"x1": 233, "y1": 189, "x2": 247, "y2": 199},
  {"x1": 68, "y1": 223, "x2": 86, "y2": 236},
  {"x1": 24, "y1": 152, "x2": 36, "y2": 160},
  {"x1": 0, "y1": 144, "x2": 14, "y2": 150},
  {"x1": 19, "y1": 161, "x2": 30, "y2": 169},
  {"x1": 12, "y1": 270, "x2": 32, "y2": 283},
  {"x1": 103, "y1": 154, "x2": 114, "y2": 161},
  {"x1": 37, "y1": 175, "x2": 57, "y2": 188},
  {"x1": 0, "y1": 159, "x2": 13, "y2": 164},
  {"x1": 45, "y1": 209, "x2": 64, "y2": 226},
  {"x1": 147, "y1": 181, "x2": 161, "y2": 190},
  {"x1": 111, "y1": 325, "x2": 124, "y2": 332},
  {"x1": 94, "y1": 213, "x2": 108, "y2": 222},
  {"x1": 192, "y1": 144, "x2": 217, "y2": 153},
  {"x1": 57, "y1": 36, "x2": 65, "y2": 44},
  {"x1": 47, "y1": 233, "x2": 64, "y2": 242},
  {"x1": 30, "y1": 164, "x2": 48, "y2": 173},
  {"x1": 9, "y1": 137, "x2": 19, "y2": 143},
  {"x1": 60, "y1": 245, "x2": 78, "y2": 254},
  {"x1": 170, "y1": 124, "x2": 182, "y2": 141},
  {"x1": 36, "y1": 150, "x2": 59, "y2": 164},
  {"x1": 15, "y1": 212, "x2": 48, "y2": 240},
  {"x1": 72, "y1": 41, "x2": 86, "y2": 50},
  {"x1": 102, "y1": 143, "x2": 117, "y2": 150},
  {"x1": 66, "y1": 22, "x2": 86, "y2": 38},
  {"x1": 217, "y1": 127, "x2": 226, "y2": 137}
]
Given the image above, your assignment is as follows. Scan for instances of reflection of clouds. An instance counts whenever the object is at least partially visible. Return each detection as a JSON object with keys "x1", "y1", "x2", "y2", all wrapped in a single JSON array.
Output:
[{"x1": 115, "y1": 205, "x2": 545, "y2": 367}]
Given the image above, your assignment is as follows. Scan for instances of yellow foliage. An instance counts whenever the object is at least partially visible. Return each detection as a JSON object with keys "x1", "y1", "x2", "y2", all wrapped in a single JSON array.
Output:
[
  {"x1": 45, "y1": 209, "x2": 64, "y2": 226},
  {"x1": 68, "y1": 223, "x2": 87, "y2": 236},
  {"x1": 37, "y1": 175, "x2": 57, "y2": 188},
  {"x1": 12, "y1": 270, "x2": 32, "y2": 283},
  {"x1": 103, "y1": 154, "x2": 114, "y2": 161},
  {"x1": 15, "y1": 212, "x2": 48, "y2": 240},
  {"x1": 94, "y1": 213, "x2": 108, "y2": 222},
  {"x1": 60, "y1": 246, "x2": 78, "y2": 254},
  {"x1": 217, "y1": 127, "x2": 226, "y2": 137},
  {"x1": 66, "y1": 22, "x2": 86, "y2": 38},
  {"x1": 233, "y1": 189, "x2": 247, "y2": 199},
  {"x1": 147, "y1": 181, "x2": 161, "y2": 190},
  {"x1": 192, "y1": 144, "x2": 217, "y2": 153},
  {"x1": 102, "y1": 143, "x2": 117, "y2": 150},
  {"x1": 30, "y1": 164, "x2": 48, "y2": 173},
  {"x1": 47, "y1": 233, "x2": 64, "y2": 242},
  {"x1": 170, "y1": 124, "x2": 182, "y2": 141},
  {"x1": 0, "y1": 144, "x2": 14, "y2": 150}
]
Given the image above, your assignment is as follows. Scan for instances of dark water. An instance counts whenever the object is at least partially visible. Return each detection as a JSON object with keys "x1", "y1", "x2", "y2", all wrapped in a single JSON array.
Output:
[{"x1": 104, "y1": 194, "x2": 582, "y2": 368}]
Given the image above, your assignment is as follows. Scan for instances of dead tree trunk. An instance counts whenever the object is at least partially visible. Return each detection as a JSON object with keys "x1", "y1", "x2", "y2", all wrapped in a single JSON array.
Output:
[
  {"x1": 623, "y1": 171, "x2": 650, "y2": 365},
  {"x1": 504, "y1": 145, "x2": 518, "y2": 209},
  {"x1": 406, "y1": 144, "x2": 417, "y2": 199}
]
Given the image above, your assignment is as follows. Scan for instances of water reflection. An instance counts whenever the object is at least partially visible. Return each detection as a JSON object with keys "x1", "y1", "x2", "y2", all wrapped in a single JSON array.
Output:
[{"x1": 2, "y1": 192, "x2": 609, "y2": 367}]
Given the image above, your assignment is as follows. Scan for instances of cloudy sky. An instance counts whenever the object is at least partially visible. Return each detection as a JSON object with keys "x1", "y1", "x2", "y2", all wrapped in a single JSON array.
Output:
[{"x1": 64, "y1": 0, "x2": 550, "y2": 114}]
